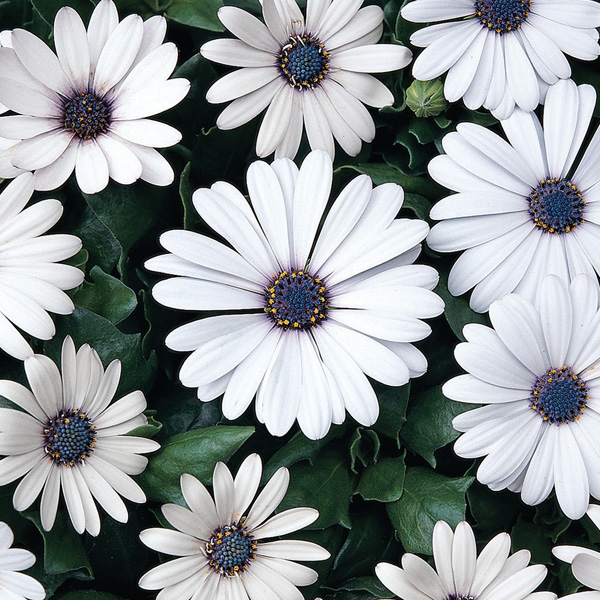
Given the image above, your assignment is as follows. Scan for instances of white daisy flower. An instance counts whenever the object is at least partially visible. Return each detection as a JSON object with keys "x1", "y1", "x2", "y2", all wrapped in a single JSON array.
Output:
[
  {"x1": 401, "y1": 0, "x2": 600, "y2": 119},
  {"x1": 139, "y1": 453, "x2": 330, "y2": 600},
  {"x1": 554, "y1": 504, "x2": 600, "y2": 593},
  {"x1": 145, "y1": 149, "x2": 443, "y2": 440},
  {"x1": 200, "y1": 0, "x2": 412, "y2": 159},
  {"x1": 0, "y1": 173, "x2": 83, "y2": 360},
  {"x1": 0, "y1": 31, "x2": 16, "y2": 154},
  {"x1": 0, "y1": 336, "x2": 160, "y2": 536},
  {"x1": 0, "y1": 0, "x2": 190, "y2": 194},
  {"x1": 427, "y1": 78, "x2": 600, "y2": 314},
  {"x1": 445, "y1": 273, "x2": 600, "y2": 520},
  {"x1": 0, "y1": 521, "x2": 45, "y2": 600},
  {"x1": 376, "y1": 521, "x2": 550, "y2": 600}
]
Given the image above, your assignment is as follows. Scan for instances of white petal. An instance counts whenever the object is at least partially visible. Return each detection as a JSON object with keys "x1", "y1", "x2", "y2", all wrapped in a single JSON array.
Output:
[{"x1": 55, "y1": 7, "x2": 90, "y2": 90}]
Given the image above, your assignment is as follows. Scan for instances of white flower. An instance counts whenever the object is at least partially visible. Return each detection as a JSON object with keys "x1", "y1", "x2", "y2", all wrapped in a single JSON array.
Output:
[
  {"x1": 139, "y1": 453, "x2": 330, "y2": 600},
  {"x1": 554, "y1": 504, "x2": 600, "y2": 593},
  {"x1": 200, "y1": 0, "x2": 412, "y2": 159},
  {"x1": 0, "y1": 0, "x2": 190, "y2": 194},
  {"x1": 0, "y1": 336, "x2": 160, "y2": 536},
  {"x1": 427, "y1": 79, "x2": 600, "y2": 314},
  {"x1": 0, "y1": 173, "x2": 83, "y2": 360},
  {"x1": 445, "y1": 274, "x2": 600, "y2": 520},
  {"x1": 376, "y1": 521, "x2": 550, "y2": 600},
  {"x1": 0, "y1": 521, "x2": 45, "y2": 600},
  {"x1": 146, "y1": 149, "x2": 443, "y2": 440},
  {"x1": 0, "y1": 31, "x2": 16, "y2": 154},
  {"x1": 401, "y1": 0, "x2": 600, "y2": 119}
]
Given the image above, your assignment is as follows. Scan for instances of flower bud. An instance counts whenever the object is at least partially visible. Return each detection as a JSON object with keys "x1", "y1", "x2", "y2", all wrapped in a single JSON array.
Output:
[{"x1": 406, "y1": 79, "x2": 447, "y2": 117}]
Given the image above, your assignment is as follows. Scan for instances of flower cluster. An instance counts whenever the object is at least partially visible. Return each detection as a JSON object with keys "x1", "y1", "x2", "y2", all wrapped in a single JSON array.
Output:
[{"x1": 0, "y1": 0, "x2": 600, "y2": 599}]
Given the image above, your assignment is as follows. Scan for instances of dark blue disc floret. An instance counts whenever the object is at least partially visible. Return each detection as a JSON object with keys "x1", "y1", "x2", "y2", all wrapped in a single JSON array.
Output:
[
  {"x1": 265, "y1": 269, "x2": 328, "y2": 330},
  {"x1": 528, "y1": 178, "x2": 586, "y2": 234},
  {"x1": 530, "y1": 366, "x2": 588, "y2": 425},
  {"x1": 206, "y1": 522, "x2": 257, "y2": 577},
  {"x1": 474, "y1": 0, "x2": 531, "y2": 34},
  {"x1": 63, "y1": 92, "x2": 110, "y2": 140},
  {"x1": 279, "y1": 34, "x2": 330, "y2": 90},
  {"x1": 43, "y1": 409, "x2": 96, "y2": 467}
]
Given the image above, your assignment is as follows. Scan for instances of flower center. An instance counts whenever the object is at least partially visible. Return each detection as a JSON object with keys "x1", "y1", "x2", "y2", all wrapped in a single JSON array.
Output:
[
  {"x1": 279, "y1": 34, "x2": 330, "y2": 90},
  {"x1": 528, "y1": 178, "x2": 585, "y2": 234},
  {"x1": 474, "y1": 0, "x2": 531, "y2": 34},
  {"x1": 63, "y1": 92, "x2": 110, "y2": 140},
  {"x1": 530, "y1": 366, "x2": 588, "y2": 424},
  {"x1": 206, "y1": 523, "x2": 256, "y2": 576},
  {"x1": 43, "y1": 409, "x2": 96, "y2": 467},
  {"x1": 265, "y1": 269, "x2": 328, "y2": 330}
]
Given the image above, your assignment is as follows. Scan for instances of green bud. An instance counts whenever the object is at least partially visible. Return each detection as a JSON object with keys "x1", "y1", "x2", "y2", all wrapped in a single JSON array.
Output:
[{"x1": 406, "y1": 79, "x2": 447, "y2": 118}]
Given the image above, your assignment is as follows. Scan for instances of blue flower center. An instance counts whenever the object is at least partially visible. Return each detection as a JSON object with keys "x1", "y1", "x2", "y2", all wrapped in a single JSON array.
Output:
[
  {"x1": 265, "y1": 269, "x2": 328, "y2": 330},
  {"x1": 279, "y1": 35, "x2": 330, "y2": 90},
  {"x1": 530, "y1": 366, "x2": 588, "y2": 424},
  {"x1": 43, "y1": 409, "x2": 96, "y2": 467},
  {"x1": 206, "y1": 523, "x2": 256, "y2": 576},
  {"x1": 528, "y1": 178, "x2": 586, "y2": 234},
  {"x1": 474, "y1": 0, "x2": 531, "y2": 34},
  {"x1": 63, "y1": 92, "x2": 110, "y2": 139}
]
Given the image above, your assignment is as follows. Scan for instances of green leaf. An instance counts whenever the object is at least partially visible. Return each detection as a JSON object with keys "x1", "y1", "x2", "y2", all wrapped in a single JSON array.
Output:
[
  {"x1": 30, "y1": 0, "x2": 93, "y2": 25},
  {"x1": 409, "y1": 116, "x2": 451, "y2": 145},
  {"x1": 372, "y1": 383, "x2": 410, "y2": 446},
  {"x1": 278, "y1": 449, "x2": 355, "y2": 529},
  {"x1": 329, "y1": 576, "x2": 391, "y2": 598},
  {"x1": 73, "y1": 266, "x2": 137, "y2": 324},
  {"x1": 56, "y1": 592, "x2": 126, "y2": 600},
  {"x1": 436, "y1": 270, "x2": 490, "y2": 341},
  {"x1": 83, "y1": 182, "x2": 170, "y2": 275},
  {"x1": 262, "y1": 426, "x2": 347, "y2": 483},
  {"x1": 387, "y1": 467, "x2": 474, "y2": 554},
  {"x1": 355, "y1": 454, "x2": 406, "y2": 502},
  {"x1": 349, "y1": 427, "x2": 381, "y2": 473},
  {"x1": 400, "y1": 386, "x2": 470, "y2": 467},
  {"x1": 137, "y1": 425, "x2": 254, "y2": 503},
  {"x1": 166, "y1": 0, "x2": 225, "y2": 31},
  {"x1": 336, "y1": 163, "x2": 443, "y2": 199},
  {"x1": 403, "y1": 192, "x2": 432, "y2": 221},
  {"x1": 45, "y1": 307, "x2": 157, "y2": 395},
  {"x1": 511, "y1": 514, "x2": 554, "y2": 565},
  {"x1": 126, "y1": 411, "x2": 162, "y2": 438},
  {"x1": 466, "y1": 477, "x2": 522, "y2": 533},
  {"x1": 179, "y1": 162, "x2": 197, "y2": 230},
  {"x1": 24, "y1": 511, "x2": 92, "y2": 590}
]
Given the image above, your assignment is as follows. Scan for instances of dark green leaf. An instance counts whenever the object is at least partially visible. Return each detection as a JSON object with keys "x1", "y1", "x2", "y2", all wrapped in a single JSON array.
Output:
[
  {"x1": 45, "y1": 307, "x2": 157, "y2": 395},
  {"x1": 436, "y1": 271, "x2": 490, "y2": 341},
  {"x1": 401, "y1": 385, "x2": 470, "y2": 467},
  {"x1": 137, "y1": 425, "x2": 254, "y2": 503},
  {"x1": 329, "y1": 576, "x2": 390, "y2": 598},
  {"x1": 30, "y1": 0, "x2": 93, "y2": 25},
  {"x1": 387, "y1": 467, "x2": 474, "y2": 554},
  {"x1": 262, "y1": 426, "x2": 347, "y2": 483},
  {"x1": 278, "y1": 449, "x2": 355, "y2": 529},
  {"x1": 56, "y1": 592, "x2": 126, "y2": 600},
  {"x1": 372, "y1": 383, "x2": 410, "y2": 446},
  {"x1": 349, "y1": 427, "x2": 381, "y2": 473},
  {"x1": 511, "y1": 514, "x2": 553, "y2": 565},
  {"x1": 83, "y1": 182, "x2": 170, "y2": 275},
  {"x1": 355, "y1": 454, "x2": 406, "y2": 502},
  {"x1": 466, "y1": 477, "x2": 522, "y2": 533},
  {"x1": 73, "y1": 266, "x2": 137, "y2": 324},
  {"x1": 403, "y1": 192, "x2": 432, "y2": 220},
  {"x1": 336, "y1": 163, "x2": 443, "y2": 199},
  {"x1": 24, "y1": 510, "x2": 92, "y2": 596},
  {"x1": 179, "y1": 162, "x2": 197, "y2": 230},
  {"x1": 166, "y1": 0, "x2": 224, "y2": 31}
]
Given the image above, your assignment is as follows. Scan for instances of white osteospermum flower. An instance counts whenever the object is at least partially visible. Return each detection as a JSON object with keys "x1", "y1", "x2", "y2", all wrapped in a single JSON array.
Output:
[
  {"x1": 139, "y1": 453, "x2": 330, "y2": 600},
  {"x1": 200, "y1": 0, "x2": 412, "y2": 159},
  {"x1": 0, "y1": 31, "x2": 16, "y2": 154},
  {"x1": 0, "y1": 521, "x2": 45, "y2": 600},
  {"x1": 0, "y1": 336, "x2": 160, "y2": 536},
  {"x1": 401, "y1": 0, "x2": 600, "y2": 119},
  {"x1": 376, "y1": 521, "x2": 550, "y2": 600},
  {"x1": 146, "y1": 150, "x2": 443, "y2": 440},
  {"x1": 0, "y1": 0, "x2": 190, "y2": 194},
  {"x1": 0, "y1": 173, "x2": 83, "y2": 360},
  {"x1": 428, "y1": 79, "x2": 600, "y2": 314},
  {"x1": 445, "y1": 274, "x2": 600, "y2": 520},
  {"x1": 554, "y1": 504, "x2": 600, "y2": 594}
]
